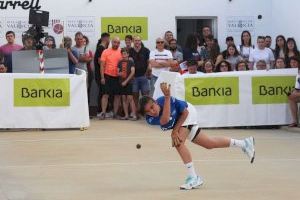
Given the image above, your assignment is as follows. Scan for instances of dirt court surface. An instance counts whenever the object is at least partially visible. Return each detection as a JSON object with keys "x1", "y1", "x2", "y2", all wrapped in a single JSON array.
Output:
[{"x1": 0, "y1": 120, "x2": 299, "y2": 200}]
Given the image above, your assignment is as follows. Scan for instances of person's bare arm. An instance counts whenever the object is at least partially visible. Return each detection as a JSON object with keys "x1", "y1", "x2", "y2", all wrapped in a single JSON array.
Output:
[
  {"x1": 100, "y1": 61, "x2": 106, "y2": 84},
  {"x1": 160, "y1": 83, "x2": 171, "y2": 125},
  {"x1": 122, "y1": 67, "x2": 135, "y2": 86},
  {"x1": 67, "y1": 48, "x2": 78, "y2": 65}
]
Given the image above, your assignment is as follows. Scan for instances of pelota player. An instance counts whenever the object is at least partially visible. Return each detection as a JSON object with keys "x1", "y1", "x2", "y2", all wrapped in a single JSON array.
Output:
[{"x1": 139, "y1": 82, "x2": 255, "y2": 190}]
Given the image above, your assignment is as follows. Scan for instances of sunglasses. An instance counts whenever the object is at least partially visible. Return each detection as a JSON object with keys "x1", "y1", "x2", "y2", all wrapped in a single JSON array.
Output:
[{"x1": 156, "y1": 41, "x2": 164, "y2": 44}]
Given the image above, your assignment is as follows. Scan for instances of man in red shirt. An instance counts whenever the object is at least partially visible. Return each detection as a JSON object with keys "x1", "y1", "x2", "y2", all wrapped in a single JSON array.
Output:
[
  {"x1": 98, "y1": 37, "x2": 122, "y2": 119},
  {"x1": 0, "y1": 31, "x2": 23, "y2": 73}
]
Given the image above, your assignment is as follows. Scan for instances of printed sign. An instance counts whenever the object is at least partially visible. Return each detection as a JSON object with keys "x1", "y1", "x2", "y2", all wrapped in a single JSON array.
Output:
[
  {"x1": 6, "y1": 17, "x2": 29, "y2": 33},
  {"x1": 14, "y1": 78, "x2": 70, "y2": 107},
  {"x1": 0, "y1": 0, "x2": 41, "y2": 10},
  {"x1": 101, "y1": 17, "x2": 148, "y2": 40},
  {"x1": 66, "y1": 16, "x2": 95, "y2": 37},
  {"x1": 226, "y1": 16, "x2": 255, "y2": 36},
  {"x1": 185, "y1": 77, "x2": 239, "y2": 105},
  {"x1": 252, "y1": 76, "x2": 295, "y2": 104},
  {"x1": 0, "y1": 18, "x2": 4, "y2": 38}
]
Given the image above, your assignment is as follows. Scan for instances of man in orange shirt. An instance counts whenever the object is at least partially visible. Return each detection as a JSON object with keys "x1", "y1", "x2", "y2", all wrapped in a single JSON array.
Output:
[{"x1": 98, "y1": 37, "x2": 122, "y2": 119}]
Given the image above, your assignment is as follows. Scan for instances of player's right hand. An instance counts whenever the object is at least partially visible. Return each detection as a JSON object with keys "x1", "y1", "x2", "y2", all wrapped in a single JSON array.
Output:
[{"x1": 160, "y1": 82, "x2": 171, "y2": 97}]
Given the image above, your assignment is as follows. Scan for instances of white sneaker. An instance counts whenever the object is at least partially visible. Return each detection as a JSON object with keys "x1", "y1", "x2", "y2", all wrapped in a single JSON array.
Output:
[
  {"x1": 179, "y1": 176, "x2": 204, "y2": 190},
  {"x1": 97, "y1": 112, "x2": 105, "y2": 120},
  {"x1": 105, "y1": 111, "x2": 114, "y2": 118},
  {"x1": 243, "y1": 136, "x2": 255, "y2": 163}
]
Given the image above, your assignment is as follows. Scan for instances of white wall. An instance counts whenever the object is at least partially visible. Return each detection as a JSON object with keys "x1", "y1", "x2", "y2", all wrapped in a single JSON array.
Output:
[
  {"x1": 0, "y1": 0, "x2": 298, "y2": 51},
  {"x1": 271, "y1": 0, "x2": 300, "y2": 49}
]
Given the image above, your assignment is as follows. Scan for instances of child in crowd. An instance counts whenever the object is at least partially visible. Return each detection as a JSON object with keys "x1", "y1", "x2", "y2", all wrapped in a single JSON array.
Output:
[
  {"x1": 118, "y1": 48, "x2": 137, "y2": 120},
  {"x1": 139, "y1": 82, "x2": 255, "y2": 190}
]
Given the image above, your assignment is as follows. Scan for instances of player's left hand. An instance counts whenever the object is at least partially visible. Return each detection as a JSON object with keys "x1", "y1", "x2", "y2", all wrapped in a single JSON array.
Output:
[
  {"x1": 160, "y1": 82, "x2": 171, "y2": 97},
  {"x1": 171, "y1": 130, "x2": 182, "y2": 147}
]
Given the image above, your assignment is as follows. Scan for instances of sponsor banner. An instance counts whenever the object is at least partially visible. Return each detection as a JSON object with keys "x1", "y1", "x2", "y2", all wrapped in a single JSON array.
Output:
[
  {"x1": 14, "y1": 78, "x2": 70, "y2": 107},
  {"x1": 154, "y1": 69, "x2": 297, "y2": 127},
  {"x1": 185, "y1": 77, "x2": 239, "y2": 105},
  {"x1": 66, "y1": 16, "x2": 95, "y2": 37},
  {"x1": 101, "y1": 17, "x2": 148, "y2": 40},
  {"x1": 252, "y1": 76, "x2": 295, "y2": 104},
  {"x1": 0, "y1": 71, "x2": 89, "y2": 128},
  {"x1": 6, "y1": 17, "x2": 29, "y2": 33},
  {"x1": 226, "y1": 16, "x2": 255, "y2": 36}
]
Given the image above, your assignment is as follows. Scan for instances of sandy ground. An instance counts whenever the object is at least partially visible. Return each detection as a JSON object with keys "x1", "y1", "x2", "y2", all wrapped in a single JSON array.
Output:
[{"x1": 0, "y1": 119, "x2": 299, "y2": 200}]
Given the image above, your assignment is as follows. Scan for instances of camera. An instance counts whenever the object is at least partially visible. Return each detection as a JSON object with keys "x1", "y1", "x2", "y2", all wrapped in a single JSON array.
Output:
[{"x1": 23, "y1": 9, "x2": 49, "y2": 50}]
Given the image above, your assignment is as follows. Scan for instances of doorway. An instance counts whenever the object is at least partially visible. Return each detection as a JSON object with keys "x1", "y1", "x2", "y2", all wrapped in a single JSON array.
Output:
[{"x1": 176, "y1": 17, "x2": 218, "y2": 48}]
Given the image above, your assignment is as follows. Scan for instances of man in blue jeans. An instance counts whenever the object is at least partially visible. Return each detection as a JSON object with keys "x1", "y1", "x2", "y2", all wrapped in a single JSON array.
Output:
[{"x1": 129, "y1": 36, "x2": 151, "y2": 116}]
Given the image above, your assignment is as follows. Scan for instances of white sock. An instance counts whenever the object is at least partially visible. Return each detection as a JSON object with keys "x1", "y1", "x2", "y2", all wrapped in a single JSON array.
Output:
[
  {"x1": 230, "y1": 139, "x2": 245, "y2": 149},
  {"x1": 185, "y1": 162, "x2": 197, "y2": 178}
]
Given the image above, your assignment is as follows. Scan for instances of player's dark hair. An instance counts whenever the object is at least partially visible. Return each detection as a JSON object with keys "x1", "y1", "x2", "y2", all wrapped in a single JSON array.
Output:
[{"x1": 139, "y1": 96, "x2": 155, "y2": 116}]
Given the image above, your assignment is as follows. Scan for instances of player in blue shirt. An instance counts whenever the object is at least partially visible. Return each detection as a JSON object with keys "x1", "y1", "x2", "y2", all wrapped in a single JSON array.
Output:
[{"x1": 139, "y1": 82, "x2": 255, "y2": 190}]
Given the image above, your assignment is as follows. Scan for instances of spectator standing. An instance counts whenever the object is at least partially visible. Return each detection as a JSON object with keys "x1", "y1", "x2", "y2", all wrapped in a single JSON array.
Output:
[
  {"x1": 237, "y1": 30, "x2": 254, "y2": 62},
  {"x1": 183, "y1": 34, "x2": 201, "y2": 62},
  {"x1": 265, "y1": 36, "x2": 273, "y2": 51},
  {"x1": 72, "y1": 32, "x2": 92, "y2": 73},
  {"x1": 94, "y1": 33, "x2": 110, "y2": 84},
  {"x1": 118, "y1": 48, "x2": 136, "y2": 120},
  {"x1": 82, "y1": 35, "x2": 94, "y2": 103},
  {"x1": 249, "y1": 36, "x2": 275, "y2": 70},
  {"x1": 125, "y1": 35, "x2": 133, "y2": 51},
  {"x1": 94, "y1": 33, "x2": 110, "y2": 114},
  {"x1": 221, "y1": 36, "x2": 235, "y2": 58},
  {"x1": 98, "y1": 37, "x2": 122, "y2": 120},
  {"x1": 285, "y1": 38, "x2": 300, "y2": 67},
  {"x1": 274, "y1": 35, "x2": 286, "y2": 60},
  {"x1": 149, "y1": 37, "x2": 173, "y2": 96},
  {"x1": 164, "y1": 31, "x2": 183, "y2": 52},
  {"x1": 0, "y1": 31, "x2": 22, "y2": 72},
  {"x1": 200, "y1": 34, "x2": 220, "y2": 64},
  {"x1": 129, "y1": 36, "x2": 151, "y2": 111},
  {"x1": 62, "y1": 36, "x2": 78, "y2": 74},
  {"x1": 169, "y1": 38, "x2": 183, "y2": 63}
]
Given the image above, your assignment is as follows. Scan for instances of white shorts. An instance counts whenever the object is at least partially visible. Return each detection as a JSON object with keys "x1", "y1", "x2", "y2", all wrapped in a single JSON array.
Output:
[{"x1": 182, "y1": 103, "x2": 201, "y2": 141}]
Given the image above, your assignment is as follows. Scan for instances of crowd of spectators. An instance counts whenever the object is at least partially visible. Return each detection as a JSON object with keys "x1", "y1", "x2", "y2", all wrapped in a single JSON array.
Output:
[{"x1": 0, "y1": 27, "x2": 299, "y2": 123}]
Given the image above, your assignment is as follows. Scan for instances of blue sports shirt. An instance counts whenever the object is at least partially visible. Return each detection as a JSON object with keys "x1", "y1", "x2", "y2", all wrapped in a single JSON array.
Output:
[{"x1": 146, "y1": 96, "x2": 188, "y2": 131}]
